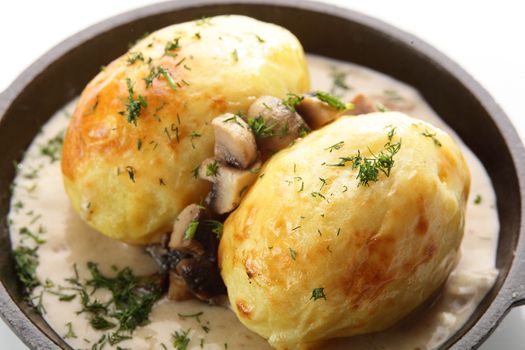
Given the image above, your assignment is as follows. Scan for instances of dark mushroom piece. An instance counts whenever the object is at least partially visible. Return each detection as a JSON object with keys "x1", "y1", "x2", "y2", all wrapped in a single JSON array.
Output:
[
  {"x1": 212, "y1": 113, "x2": 257, "y2": 169},
  {"x1": 204, "y1": 161, "x2": 260, "y2": 214},
  {"x1": 247, "y1": 95, "x2": 309, "y2": 153},
  {"x1": 175, "y1": 257, "x2": 227, "y2": 302},
  {"x1": 168, "y1": 271, "x2": 194, "y2": 301},
  {"x1": 295, "y1": 92, "x2": 352, "y2": 129}
]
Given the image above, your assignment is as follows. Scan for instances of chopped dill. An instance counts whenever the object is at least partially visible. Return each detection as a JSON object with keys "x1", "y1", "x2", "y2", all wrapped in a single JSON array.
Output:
[
  {"x1": 172, "y1": 328, "x2": 191, "y2": 350},
  {"x1": 421, "y1": 129, "x2": 442, "y2": 147},
  {"x1": 311, "y1": 287, "x2": 326, "y2": 301},
  {"x1": 64, "y1": 322, "x2": 77, "y2": 339},
  {"x1": 13, "y1": 246, "x2": 40, "y2": 295},
  {"x1": 247, "y1": 116, "x2": 274, "y2": 137},
  {"x1": 184, "y1": 221, "x2": 199, "y2": 240},
  {"x1": 126, "y1": 52, "x2": 144, "y2": 65},
  {"x1": 474, "y1": 194, "x2": 482, "y2": 205},
  {"x1": 165, "y1": 38, "x2": 181, "y2": 53},
  {"x1": 289, "y1": 248, "x2": 297, "y2": 260},
  {"x1": 122, "y1": 78, "x2": 147, "y2": 125},
  {"x1": 158, "y1": 66, "x2": 178, "y2": 91},
  {"x1": 40, "y1": 131, "x2": 64, "y2": 162},
  {"x1": 282, "y1": 93, "x2": 304, "y2": 111},
  {"x1": 125, "y1": 166, "x2": 136, "y2": 183},
  {"x1": 315, "y1": 91, "x2": 351, "y2": 110},
  {"x1": 206, "y1": 161, "x2": 219, "y2": 176},
  {"x1": 325, "y1": 141, "x2": 344, "y2": 153},
  {"x1": 330, "y1": 127, "x2": 401, "y2": 187}
]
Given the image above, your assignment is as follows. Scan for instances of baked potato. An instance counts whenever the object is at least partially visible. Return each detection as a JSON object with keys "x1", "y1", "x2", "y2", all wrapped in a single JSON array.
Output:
[
  {"x1": 61, "y1": 15, "x2": 309, "y2": 244},
  {"x1": 219, "y1": 112, "x2": 470, "y2": 349}
]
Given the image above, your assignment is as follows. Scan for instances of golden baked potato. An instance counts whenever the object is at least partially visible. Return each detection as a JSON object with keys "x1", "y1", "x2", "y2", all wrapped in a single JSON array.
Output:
[
  {"x1": 219, "y1": 112, "x2": 470, "y2": 349},
  {"x1": 61, "y1": 15, "x2": 309, "y2": 244}
]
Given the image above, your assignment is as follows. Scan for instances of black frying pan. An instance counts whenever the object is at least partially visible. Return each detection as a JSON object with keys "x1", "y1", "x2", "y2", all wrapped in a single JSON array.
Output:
[{"x1": 0, "y1": 1, "x2": 524, "y2": 349}]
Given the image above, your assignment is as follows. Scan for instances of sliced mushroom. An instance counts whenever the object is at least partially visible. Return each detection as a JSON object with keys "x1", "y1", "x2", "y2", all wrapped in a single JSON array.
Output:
[
  {"x1": 343, "y1": 94, "x2": 379, "y2": 116},
  {"x1": 198, "y1": 158, "x2": 221, "y2": 182},
  {"x1": 169, "y1": 204, "x2": 206, "y2": 255},
  {"x1": 296, "y1": 94, "x2": 350, "y2": 129},
  {"x1": 175, "y1": 258, "x2": 227, "y2": 301},
  {"x1": 212, "y1": 114, "x2": 257, "y2": 169},
  {"x1": 247, "y1": 96, "x2": 309, "y2": 153},
  {"x1": 205, "y1": 162, "x2": 260, "y2": 214},
  {"x1": 168, "y1": 271, "x2": 194, "y2": 301}
]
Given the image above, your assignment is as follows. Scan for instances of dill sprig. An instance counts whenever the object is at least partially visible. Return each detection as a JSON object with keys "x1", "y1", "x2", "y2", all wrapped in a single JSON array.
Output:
[
  {"x1": 83, "y1": 262, "x2": 163, "y2": 334},
  {"x1": 172, "y1": 328, "x2": 191, "y2": 350},
  {"x1": 205, "y1": 161, "x2": 219, "y2": 176},
  {"x1": 314, "y1": 91, "x2": 351, "y2": 110},
  {"x1": 247, "y1": 116, "x2": 274, "y2": 137},
  {"x1": 40, "y1": 131, "x2": 64, "y2": 163},
  {"x1": 421, "y1": 129, "x2": 442, "y2": 147},
  {"x1": 332, "y1": 127, "x2": 401, "y2": 187},
  {"x1": 282, "y1": 93, "x2": 304, "y2": 111},
  {"x1": 13, "y1": 246, "x2": 40, "y2": 295},
  {"x1": 126, "y1": 52, "x2": 144, "y2": 65},
  {"x1": 122, "y1": 78, "x2": 147, "y2": 125}
]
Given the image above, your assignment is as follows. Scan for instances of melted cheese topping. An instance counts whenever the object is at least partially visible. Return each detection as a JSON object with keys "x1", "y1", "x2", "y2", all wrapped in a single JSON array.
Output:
[{"x1": 8, "y1": 54, "x2": 498, "y2": 350}]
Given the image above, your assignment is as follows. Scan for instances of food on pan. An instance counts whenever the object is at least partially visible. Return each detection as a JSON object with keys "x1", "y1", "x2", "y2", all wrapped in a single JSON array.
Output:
[
  {"x1": 220, "y1": 112, "x2": 470, "y2": 348},
  {"x1": 8, "y1": 14, "x2": 499, "y2": 350},
  {"x1": 61, "y1": 15, "x2": 309, "y2": 244}
]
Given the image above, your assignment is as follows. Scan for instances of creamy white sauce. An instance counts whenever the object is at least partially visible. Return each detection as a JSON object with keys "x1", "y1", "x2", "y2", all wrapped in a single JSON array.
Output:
[{"x1": 8, "y1": 54, "x2": 499, "y2": 350}]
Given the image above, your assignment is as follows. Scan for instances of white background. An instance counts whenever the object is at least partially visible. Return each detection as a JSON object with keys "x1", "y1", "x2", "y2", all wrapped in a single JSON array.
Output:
[{"x1": 1, "y1": 0, "x2": 524, "y2": 349}]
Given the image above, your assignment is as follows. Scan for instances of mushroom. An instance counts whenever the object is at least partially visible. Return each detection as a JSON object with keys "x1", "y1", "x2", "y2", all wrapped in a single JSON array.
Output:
[
  {"x1": 168, "y1": 271, "x2": 194, "y2": 301},
  {"x1": 175, "y1": 257, "x2": 227, "y2": 301},
  {"x1": 204, "y1": 162, "x2": 260, "y2": 214},
  {"x1": 247, "y1": 96, "x2": 309, "y2": 153},
  {"x1": 212, "y1": 113, "x2": 257, "y2": 169},
  {"x1": 168, "y1": 204, "x2": 206, "y2": 255},
  {"x1": 295, "y1": 93, "x2": 351, "y2": 129},
  {"x1": 343, "y1": 94, "x2": 379, "y2": 116},
  {"x1": 198, "y1": 158, "x2": 221, "y2": 183}
]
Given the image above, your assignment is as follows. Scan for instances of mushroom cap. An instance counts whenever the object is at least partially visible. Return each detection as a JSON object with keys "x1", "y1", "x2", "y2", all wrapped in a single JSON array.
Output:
[
  {"x1": 247, "y1": 95, "x2": 308, "y2": 153},
  {"x1": 219, "y1": 112, "x2": 470, "y2": 348},
  {"x1": 61, "y1": 15, "x2": 309, "y2": 244}
]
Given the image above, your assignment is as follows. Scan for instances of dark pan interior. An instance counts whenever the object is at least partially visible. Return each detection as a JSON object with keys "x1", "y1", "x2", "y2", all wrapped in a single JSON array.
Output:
[{"x1": 0, "y1": 1, "x2": 523, "y2": 349}]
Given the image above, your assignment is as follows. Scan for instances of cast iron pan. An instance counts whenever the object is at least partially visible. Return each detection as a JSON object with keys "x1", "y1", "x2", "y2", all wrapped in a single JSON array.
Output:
[{"x1": 0, "y1": 0, "x2": 524, "y2": 349}]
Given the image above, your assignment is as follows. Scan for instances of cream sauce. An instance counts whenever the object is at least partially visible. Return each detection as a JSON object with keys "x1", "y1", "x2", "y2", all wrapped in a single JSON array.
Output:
[{"x1": 8, "y1": 54, "x2": 499, "y2": 350}]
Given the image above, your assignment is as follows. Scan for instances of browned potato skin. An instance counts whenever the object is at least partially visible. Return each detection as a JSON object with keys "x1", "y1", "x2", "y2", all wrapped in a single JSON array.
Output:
[
  {"x1": 61, "y1": 15, "x2": 309, "y2": 244},
  {"x1": 219, "y1": 113, "x2": 470, "y2": 349}
]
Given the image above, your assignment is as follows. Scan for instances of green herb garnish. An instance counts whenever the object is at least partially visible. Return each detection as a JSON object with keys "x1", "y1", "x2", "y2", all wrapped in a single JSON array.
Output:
[
  {"x1": 474, "y1": 194, "x2": 482, "y2": 205},
  {"x1": 64, "y1": 322, "x2": 77, "y2": 339},
  {"x1": 315, "y1": 91, "x2": 351, "y2": 110},
  {"x1": 40, "y1": 131, "x2": 64, "y2": 162},
  {"x1": 203, "y1": 220, "x2": 223, "y2": 239},
  {"x1": 247, "y1": 116, "x2": 274, "y2": 137},
  {"x1": 311, "y1": 287, "x2": 326, "y2": 301},
  {"x1": 289, "y1": 248, "x2": 297, "y2": 260},
  {"x1": 126, "y1": 52, "x2": 144, "y2": 65},
  {"x1": 13, "y1": 246, "x2": 40, "y2": 295},
  {"x1": 125, "y1": 166, "x2": 136, "y2": 183},
  {"x1": 421, "y1": 129, "x2": 442, "y2": 147},
  {"x1": 184, "y1": 221, "x2": 199, "y2": 240},
  {"x1": 122, "y1": 78, "x2": 147, "y2": 125},
  {"x1": 157, "y1": 66, "x2": 178, "y2": 91},
  {"x1": 205, "y1": 161, "x2": 219, "y2": 176},
  {"x1": 172, "y1": 328, "x2": 191, "y2": 350},
  {"x1": 282, "y1": 93, "x2": 304, "y2": 111},
  {"x1": 325, "y1": 141, "x2": 344, "y2": 153},
  {"x1": 331, "y1": 127, "x2": 401, "y2": 187},
  {"x1": 165, "y1": 38, "x2": 181, "y2": 53}
]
